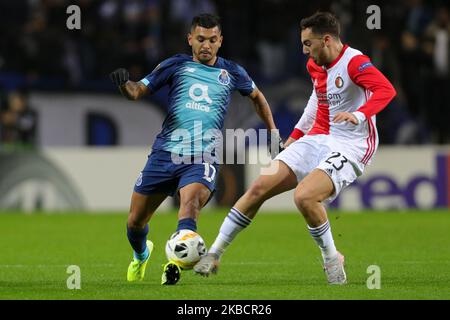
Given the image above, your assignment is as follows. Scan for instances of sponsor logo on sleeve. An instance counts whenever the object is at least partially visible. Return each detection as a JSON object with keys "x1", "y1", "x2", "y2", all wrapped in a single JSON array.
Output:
[{"x1": 358, "y1": 62, "x2": 373, "y2": 72}]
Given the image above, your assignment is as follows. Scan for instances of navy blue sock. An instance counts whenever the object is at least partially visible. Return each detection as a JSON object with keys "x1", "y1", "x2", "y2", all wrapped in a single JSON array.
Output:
[
  {"x1": 176, "y1": 218, "x2": 197, "y2": 232},
  {"x1": 127, "y1": 224, "x2": 149, "y2": 255}
]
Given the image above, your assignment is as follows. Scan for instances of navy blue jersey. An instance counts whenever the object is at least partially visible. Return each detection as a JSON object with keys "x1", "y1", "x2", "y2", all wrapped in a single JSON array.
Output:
[{"x1": 140, "y1": 54, "x2": 256, "y2": 160}]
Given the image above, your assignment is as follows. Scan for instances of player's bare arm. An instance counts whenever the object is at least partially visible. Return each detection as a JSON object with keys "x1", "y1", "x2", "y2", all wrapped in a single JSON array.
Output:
[
  {"x1": 249, "y1": 88, "x2": 285, "y2": 155},
  {"x1": 248, "y1": 88, "x2": 277, "y2": 131},
  {"x1": 119, "y1": 81, "x2": 149, "y2": 101},
  {"x1": 109, "y1": 68, "x2": 149, "y2": 100}
]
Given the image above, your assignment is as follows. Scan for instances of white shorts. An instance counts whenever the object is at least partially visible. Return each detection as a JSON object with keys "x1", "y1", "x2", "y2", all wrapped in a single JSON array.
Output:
[{"x1": 275, "y1": 135, "x2": 365, "y2": 204}]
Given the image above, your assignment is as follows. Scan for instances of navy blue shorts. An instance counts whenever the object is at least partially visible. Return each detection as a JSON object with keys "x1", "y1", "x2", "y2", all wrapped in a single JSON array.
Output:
[{"x1": 133, "y1": 150, "x2": 219, "y2": 197}]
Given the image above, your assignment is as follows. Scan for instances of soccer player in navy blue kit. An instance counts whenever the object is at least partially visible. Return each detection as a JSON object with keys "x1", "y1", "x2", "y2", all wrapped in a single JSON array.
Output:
[{"x1": 110, "y1": 14, "x2": 282, "y2": 284}]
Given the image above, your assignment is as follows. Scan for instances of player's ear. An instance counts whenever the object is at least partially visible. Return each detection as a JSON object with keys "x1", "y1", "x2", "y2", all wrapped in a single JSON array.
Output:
[
  {"x1": 323, "y1": 34, "x2": 332, "y2": 47},
  {"x1": 187, "y1": 33, "x2": 193, "y2": 47},
  {"x1": 218, "y1": 35, "x2": 223, "y2": 48}
]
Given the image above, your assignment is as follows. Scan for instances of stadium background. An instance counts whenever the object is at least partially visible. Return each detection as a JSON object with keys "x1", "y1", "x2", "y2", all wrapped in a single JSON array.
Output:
[
  {"x1": 0, "y1": 0, "x2": 449, "y2": 301},
  {"x1": 1, "y1": 0, "x2": 449, "y2": 212}
]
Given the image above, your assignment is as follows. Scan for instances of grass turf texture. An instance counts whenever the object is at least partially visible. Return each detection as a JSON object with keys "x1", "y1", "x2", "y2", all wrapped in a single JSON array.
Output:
[{"x1": 0, "y1": 210, "x2": 449, "y2": 300}]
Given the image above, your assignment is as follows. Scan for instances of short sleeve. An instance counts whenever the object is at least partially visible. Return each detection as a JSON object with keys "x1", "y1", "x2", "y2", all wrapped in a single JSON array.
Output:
[
  {"x1": 140, "y1": 56, "x2": 180, "y2": 93},
  {"x1": 234, "y1": 65, "x2": 256, "y2": 96}
]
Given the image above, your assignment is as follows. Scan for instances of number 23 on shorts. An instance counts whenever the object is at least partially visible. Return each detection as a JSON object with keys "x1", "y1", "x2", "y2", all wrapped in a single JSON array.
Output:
[{"x1": 325, "y1": 152, "x2": 348, "y2": 171}]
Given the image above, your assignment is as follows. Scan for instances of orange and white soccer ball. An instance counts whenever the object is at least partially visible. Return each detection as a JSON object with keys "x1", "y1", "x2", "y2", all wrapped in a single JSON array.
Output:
[{"x1": 165, "y1": 229, "x2": 207, "y2": 269}]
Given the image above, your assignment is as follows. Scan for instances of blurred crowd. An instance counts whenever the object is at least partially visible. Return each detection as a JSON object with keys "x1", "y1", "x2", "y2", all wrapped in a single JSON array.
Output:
[
  {"x1": 0, "y1": 89, "x2": 37, "y2": 148},
  {"x1": 0, "y1": 0, "x2": 449, "y2": 145}
]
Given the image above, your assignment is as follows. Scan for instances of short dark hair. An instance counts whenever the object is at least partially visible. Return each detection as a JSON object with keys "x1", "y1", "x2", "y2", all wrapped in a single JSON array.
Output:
[
  {"x1": 300, "y1": 12, "x2": 340, "y2": 38},
  {"x1": 191, "y1": 13, "x2": 222, "y2": 32}
]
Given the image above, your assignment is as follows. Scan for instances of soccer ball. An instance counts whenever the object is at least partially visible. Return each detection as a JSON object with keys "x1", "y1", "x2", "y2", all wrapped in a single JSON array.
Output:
[{"x1": 165, "y1": 229, "x2": 207, "y2": 270}]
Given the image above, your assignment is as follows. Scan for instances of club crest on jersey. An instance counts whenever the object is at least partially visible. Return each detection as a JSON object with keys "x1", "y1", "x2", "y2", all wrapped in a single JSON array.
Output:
[
  {"x1": 335, "y1": 76, "x2": 344, "y2": 88},
  {"x1": 135, "y1": 172, "x2": 143, "y2": 187},
  {"x1": 218, "y1": 69, "x2": 230, "y2": 85}
]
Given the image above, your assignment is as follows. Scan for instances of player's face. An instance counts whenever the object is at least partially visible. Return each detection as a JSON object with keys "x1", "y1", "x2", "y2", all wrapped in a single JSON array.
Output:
[
  {"x1": 301, "y1": 28, "x2": 329, "y2": 66},
  {"x1": 188, "y1": 26, "x2": 223, "y2": 65}
]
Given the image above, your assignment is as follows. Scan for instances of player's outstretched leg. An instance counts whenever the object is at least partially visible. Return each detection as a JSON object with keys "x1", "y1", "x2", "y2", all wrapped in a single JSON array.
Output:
[
  {"x1": 126, "y1": 192, "x2": 167, "y2": 282},
  {"x1": 193, "y1": 253, "x2": 220, "y2": 276},
  {"x1": 193, "y1": 207, "x2": 252, "y2": 276},
  {"x1": 194, "y1": 160, "x2": 297, "y2": 277},
  {"x1": 294, "y1": 169, "x2": 346, "y2": 284},
  {"x1": 162, "y1": 183, "x2": 211, "y2": 284}
]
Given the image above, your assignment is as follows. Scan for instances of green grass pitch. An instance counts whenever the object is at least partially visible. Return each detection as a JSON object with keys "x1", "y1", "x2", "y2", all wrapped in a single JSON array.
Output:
[{"x1": 0, "y1": 209, "x2": 449, "y2": 300}]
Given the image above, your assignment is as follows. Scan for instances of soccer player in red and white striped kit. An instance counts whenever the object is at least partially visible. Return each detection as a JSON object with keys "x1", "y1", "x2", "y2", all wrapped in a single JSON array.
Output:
[{"x1": 194, "y1": 12, "x2": 396, "y2": 284}]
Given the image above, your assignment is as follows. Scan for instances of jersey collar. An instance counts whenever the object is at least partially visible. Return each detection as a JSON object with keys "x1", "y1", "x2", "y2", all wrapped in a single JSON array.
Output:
[
  {"x1": 325, "y1": 44, "x2": 348, "y2": 69},
  {"x1": 191, "y1": 55, "x2": 221, "y2": 68}
]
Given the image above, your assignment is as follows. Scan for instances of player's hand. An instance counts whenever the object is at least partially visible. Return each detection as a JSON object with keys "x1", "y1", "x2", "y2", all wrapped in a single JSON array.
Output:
[
  {"x1": 333, "y1": 112, "x2": 358, "y2": 125},
  {"x1": 268, "y1": 130, "x2": 285, "y2": 158},
  {"x1": 109, "y1": 68, "x2": 129, "y2": 87}
]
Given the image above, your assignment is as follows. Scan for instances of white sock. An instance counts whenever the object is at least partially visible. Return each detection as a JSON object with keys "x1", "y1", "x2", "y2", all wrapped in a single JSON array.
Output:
[
  {"x1": 209, "y1": 207, "x2": 252, "y2": 258},
  {"x1": 308, "y1": 220, "x2": 338, "y2": 263}
]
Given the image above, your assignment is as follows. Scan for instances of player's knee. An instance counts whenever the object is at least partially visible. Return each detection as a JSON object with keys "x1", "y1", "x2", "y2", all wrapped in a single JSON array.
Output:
[
  {"x1": 294, "y1": 191, "x2": 315, "y2": 214},
  {"x1": 180, "y1": 185, "x2": 210, "y2": 205},
  {"x1": 179, "y1": 195, "x2": 204, "y2": 217},
  {"x1": 180, "y1": 197, "x2": 200, "y2": 210},
  {"x1": 127, "y1": 215, "x2": 146, "y2": 229}
]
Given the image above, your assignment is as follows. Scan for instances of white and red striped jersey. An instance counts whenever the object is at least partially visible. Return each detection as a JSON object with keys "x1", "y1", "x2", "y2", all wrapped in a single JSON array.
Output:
[{"x1": 290, "y1": 45, "x2": 396, "y2": 165}]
